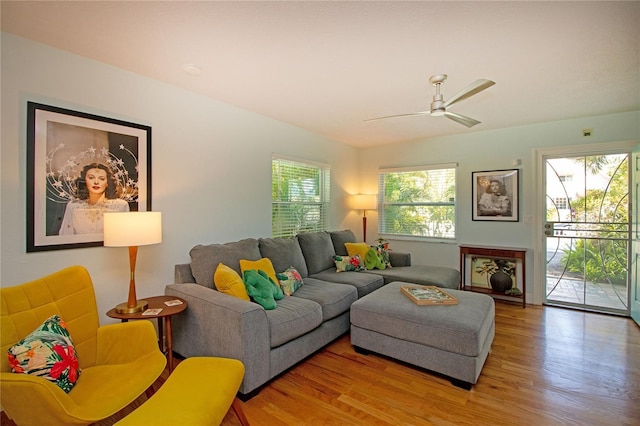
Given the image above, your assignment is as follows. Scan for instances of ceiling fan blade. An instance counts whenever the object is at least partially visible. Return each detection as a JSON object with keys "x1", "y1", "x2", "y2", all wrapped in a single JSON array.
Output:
[
  {"x1": 444, "y1": 111, "x2": 481, "y2": 128},
  {"x1": 364, "y1": 111, "x2": 430, "y2": 122},
  {"x1": 443, "y1": 79, "x2": 495, "y2": 108}
]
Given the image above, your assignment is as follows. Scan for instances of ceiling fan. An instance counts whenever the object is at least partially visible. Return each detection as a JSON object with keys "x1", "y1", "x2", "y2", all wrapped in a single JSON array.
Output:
[{"x1": 365, "y1": 74, "x2": 495, "y2": 128}]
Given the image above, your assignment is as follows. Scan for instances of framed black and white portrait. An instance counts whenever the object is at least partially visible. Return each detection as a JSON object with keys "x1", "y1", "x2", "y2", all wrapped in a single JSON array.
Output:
[
  {"x1": 472, "y1": 169, "x2": 519, "y2": 222},
  {"x1": 27, "y1": 102, "x2": 152, "y2": 252}
]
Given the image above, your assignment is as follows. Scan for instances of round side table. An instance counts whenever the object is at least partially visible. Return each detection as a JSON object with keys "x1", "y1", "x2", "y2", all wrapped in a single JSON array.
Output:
[{"x1": 107, "y1": 295, "x2": 187, "y2": 372}]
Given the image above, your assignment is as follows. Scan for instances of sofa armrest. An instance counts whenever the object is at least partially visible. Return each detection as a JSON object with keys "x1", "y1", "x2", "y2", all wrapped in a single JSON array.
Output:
[
  {"x1": 175, "y1": 263, "x2": 196, "y2": 284},
  {"x1": 164, "y1": 283, "x2": 271, "y2": 393},
  {"x1": 389, "y1": 251, "x2": 411, "y2": 267}
]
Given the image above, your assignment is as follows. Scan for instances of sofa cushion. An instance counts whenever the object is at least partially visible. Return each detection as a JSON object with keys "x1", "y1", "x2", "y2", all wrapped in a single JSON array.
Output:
[
  {"x1": 213, "y1": 263, "x2": 250, "y2": 300},
  {"x1": 293, "y1": 279, "x2": 357, "y2": 321},
  {"x1": 264, "y1": 297, "x2": 323, "y2": 348},
  {"x1": 258, "y1": 237, "x2": 309, "y2": 278},
  {"x1": 329, "y1": 230, "x2": 357, "y2": 256},
  {"x1": 189, "y1": 239, "x2": 261, "y2": 288},
  {"x1": 309, "y1": 269, "x2": 384, "y2": 298},
  {"x1": 296, "y1": 231, "x2": 336, "y2": 275},
  {"x1": 364, "y1": 265, "x2": 461, "y2": 289}
]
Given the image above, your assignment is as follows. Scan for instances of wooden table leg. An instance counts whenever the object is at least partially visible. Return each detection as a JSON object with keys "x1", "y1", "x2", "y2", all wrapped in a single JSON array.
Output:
[
  {"x1": 157, "y1": 317, "x2": 164, "y2": 352},
  {"x1": 165, "y1": 316, "x2": 174, "y2": 372}
]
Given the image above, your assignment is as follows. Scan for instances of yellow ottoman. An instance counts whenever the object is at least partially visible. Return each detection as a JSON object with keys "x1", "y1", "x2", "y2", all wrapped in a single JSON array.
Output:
[{"x1": 116, "y1": 357, "x2": 247, "y2": 426}]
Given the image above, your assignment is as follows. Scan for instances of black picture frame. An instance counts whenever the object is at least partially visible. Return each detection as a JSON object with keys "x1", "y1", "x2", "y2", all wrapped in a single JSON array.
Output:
[
  {"x1": 472, "y1": 169, "x2": 519, "y2": 222},
  {"x1": 27, "y1": 102, "x2": 152, "y2": 252}
]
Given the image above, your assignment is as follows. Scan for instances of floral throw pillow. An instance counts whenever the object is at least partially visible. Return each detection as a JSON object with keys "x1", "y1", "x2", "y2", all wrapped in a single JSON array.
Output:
[
  {"x1": 333, "y1": 254, "x2": 366, "y2": 272},
  {"x1": 7, "y1": 314, "x2": 81, "y2": 393},
  {"x1": 373, "y1": 245, "x2": 392, "y2": 269},
  {"x1": 276, "y1": 267, "x2": 304, "y2": 296}
]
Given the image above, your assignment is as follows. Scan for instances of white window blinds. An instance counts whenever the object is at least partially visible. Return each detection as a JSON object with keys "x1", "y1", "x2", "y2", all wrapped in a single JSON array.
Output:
[{"x1": 272, "y1": 155, "x2": 330, "y2": 238}]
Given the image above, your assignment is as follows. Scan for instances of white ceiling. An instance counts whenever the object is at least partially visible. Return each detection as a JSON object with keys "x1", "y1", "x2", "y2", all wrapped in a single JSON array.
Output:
[{"x1": 2, "y1": 1, "x2": 639, "y2": 147}]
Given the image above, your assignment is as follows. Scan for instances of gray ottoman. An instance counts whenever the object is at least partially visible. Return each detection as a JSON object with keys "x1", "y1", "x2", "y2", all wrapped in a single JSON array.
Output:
[{"x1": 350, "y1": 281, "x2": 495, "y2": 388}]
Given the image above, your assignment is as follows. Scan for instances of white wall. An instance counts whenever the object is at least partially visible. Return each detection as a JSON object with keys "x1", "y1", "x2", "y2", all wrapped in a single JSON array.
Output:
[
  {"x1": 359, "y1": 110, "x2": 640, "y2": 303},
  {"x1": 0, "y1": 34, "x2": 362, "y2": 323}
]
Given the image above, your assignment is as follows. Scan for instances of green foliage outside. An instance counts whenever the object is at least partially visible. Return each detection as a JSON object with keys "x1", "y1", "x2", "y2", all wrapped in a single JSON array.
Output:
[
  {"x1": 556, "y1": 155, "x2": 629, "y2": 284},
  {"x1": 380, "y1": 169, "x2": 455, "y2": 239}
]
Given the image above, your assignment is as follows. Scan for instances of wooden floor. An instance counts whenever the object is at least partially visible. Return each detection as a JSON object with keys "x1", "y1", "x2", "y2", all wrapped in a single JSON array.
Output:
[{"x1": 3, "y1": 303, "x2": 639, "y2": 425}]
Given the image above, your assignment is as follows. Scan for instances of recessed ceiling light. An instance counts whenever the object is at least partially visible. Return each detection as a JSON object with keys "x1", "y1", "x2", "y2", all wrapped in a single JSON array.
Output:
[{"x1": 182, "y1": 64, "x2": 202, "y2": 76}]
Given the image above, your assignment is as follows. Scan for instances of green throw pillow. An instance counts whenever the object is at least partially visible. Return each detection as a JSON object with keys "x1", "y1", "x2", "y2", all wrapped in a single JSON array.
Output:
[
  {"x1": 365, "y1": 247, "x2": 386, "y2": 270},
  {"x1": 243, "y1": 269, "x2": 283, "y2": 309}
]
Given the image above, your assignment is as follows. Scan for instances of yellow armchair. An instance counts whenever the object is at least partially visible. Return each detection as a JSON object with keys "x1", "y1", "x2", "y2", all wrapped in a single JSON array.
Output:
[{"x1": 1, "y1": 265, "x2": 167, "y2": 425}]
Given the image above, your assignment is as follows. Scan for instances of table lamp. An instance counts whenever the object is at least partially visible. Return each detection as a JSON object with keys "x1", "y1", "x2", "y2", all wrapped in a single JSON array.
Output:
[
  {"x1": 352, "y1": 194, "x2": 377, "y2": 243},
  {"x1": 104, "y1": 211, "x2": 162, "y2": 314}
]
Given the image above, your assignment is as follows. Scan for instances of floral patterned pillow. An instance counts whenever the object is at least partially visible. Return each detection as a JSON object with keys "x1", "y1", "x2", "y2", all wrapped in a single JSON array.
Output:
[
  {"x1": 373, "y1": 245, "x2": 392, "y2": 269},
  {"x1": 276, "y1": 267, "x2": 304, "y2": 296},
  {"x1": 333, "y1": 254, "x2": 366, "y2": 272},
  {"x1": 7, "y1": 314, "x2": 81, "y2": 393}
]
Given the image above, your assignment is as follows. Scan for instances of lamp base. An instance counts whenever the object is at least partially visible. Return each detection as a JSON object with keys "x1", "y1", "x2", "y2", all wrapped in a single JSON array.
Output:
[{"x1": 115, "y1": 299, "x2": 149, "y2": 314}]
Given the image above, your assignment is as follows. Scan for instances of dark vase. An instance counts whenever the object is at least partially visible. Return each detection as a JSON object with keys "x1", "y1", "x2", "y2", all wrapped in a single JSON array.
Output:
[{"x1": 490, "y1": 270, "x2": 513, "y2": 293}]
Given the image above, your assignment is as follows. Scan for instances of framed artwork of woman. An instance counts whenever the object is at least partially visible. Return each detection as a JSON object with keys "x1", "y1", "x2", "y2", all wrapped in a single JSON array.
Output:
[
  {"x1": 27, "y1": 102, "x2": 152, "y2": 252},
  {"x1": 472, "y1": 169, "x2": 519, "y2": 222}
]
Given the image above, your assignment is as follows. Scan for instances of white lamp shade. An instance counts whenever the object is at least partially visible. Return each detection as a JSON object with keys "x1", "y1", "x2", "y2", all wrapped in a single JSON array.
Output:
[
  {"x1": 352, "y1": 194, "x2": 377, "y2": 211},
  {"x1": 103, "y1": 211, "x2": 162, "y2": 247}
]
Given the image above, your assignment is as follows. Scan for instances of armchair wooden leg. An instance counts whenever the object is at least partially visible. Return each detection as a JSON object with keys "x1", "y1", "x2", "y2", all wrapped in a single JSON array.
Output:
[
  {"x1": 231, "y1": 398, "x2": 250, "y2": 426},
  {"x1": 145, "y1": 384, "x2": 156, "y2": 399}
]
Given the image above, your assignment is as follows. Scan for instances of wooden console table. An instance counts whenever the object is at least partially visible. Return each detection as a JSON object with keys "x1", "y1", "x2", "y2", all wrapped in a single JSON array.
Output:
[{"x1": 459, "y1": 244, "x2": 527, "y2": 308}]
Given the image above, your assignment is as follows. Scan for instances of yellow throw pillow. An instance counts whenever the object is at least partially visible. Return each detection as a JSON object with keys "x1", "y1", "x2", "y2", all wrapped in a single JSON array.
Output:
[
  {"x1": 213, "y1": 263, "x2": 250, "y2": 301},
  {"x1": 345, "y1": 242, "x2": 370, "y2": 260},
  {"x1": 239, "y1": 258, "x2": 279, "y2": 284}
]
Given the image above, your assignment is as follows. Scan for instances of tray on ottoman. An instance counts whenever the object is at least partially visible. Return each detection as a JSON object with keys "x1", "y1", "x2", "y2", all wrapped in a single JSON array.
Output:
[
  {"x1": 350, "y1": 281, "x2": 495, "y2": 388},
  {"x1": 400, "y1": 285, "x2": 458, "y2": 305}
]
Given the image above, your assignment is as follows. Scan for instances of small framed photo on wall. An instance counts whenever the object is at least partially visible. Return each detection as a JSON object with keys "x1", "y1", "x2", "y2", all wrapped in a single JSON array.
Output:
[
  {"x1": 27, "y1": 102, "x2": 152, "y2": 252},
  {"x1": 472, "y1": 169, "x2": 519, "y2": 222}
]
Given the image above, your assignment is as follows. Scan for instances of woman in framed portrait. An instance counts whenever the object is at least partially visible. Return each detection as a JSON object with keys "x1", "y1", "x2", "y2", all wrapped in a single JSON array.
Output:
[
  {"x1": 478, "y1": 179, "x2": 511, "y2": 216},
  {"x1": 59, "y1": 163, "x2": 129, "y2": 235}
]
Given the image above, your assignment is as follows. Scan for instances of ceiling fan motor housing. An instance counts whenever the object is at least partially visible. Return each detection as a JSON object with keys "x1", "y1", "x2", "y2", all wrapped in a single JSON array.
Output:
[{"x1": 431, "y1": 94, "x2": 445, "y2": 116}]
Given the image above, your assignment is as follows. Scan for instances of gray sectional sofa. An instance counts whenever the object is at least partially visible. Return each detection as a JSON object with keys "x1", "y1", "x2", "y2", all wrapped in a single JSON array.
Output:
[{"x1": 165, "y1": 230, "x2": 460, "y2": 399}]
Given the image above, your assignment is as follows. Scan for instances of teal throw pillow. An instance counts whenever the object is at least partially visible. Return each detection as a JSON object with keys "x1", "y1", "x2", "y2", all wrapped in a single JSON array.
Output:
[
  {"x1": 243, "y1": 269, "x2": 283, "y2": 309},
  {"x1": 259, "y1": 269, "x2": 284, "y2": 300}
]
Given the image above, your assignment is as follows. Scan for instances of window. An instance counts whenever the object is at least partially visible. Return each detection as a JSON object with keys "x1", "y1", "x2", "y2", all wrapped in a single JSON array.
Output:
[
  {"x1": 378, "y1": 164, "x2": 456, "y2": 239},
  {"x1": 559, "y1": 175, "x2": 573, "y2": 182},
  {"x1": 272, "y1": 155, "x2": 330, "y2": 238},
  {"x1": 554, "y1": 197, "x2": 568, "y2": 210}
]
